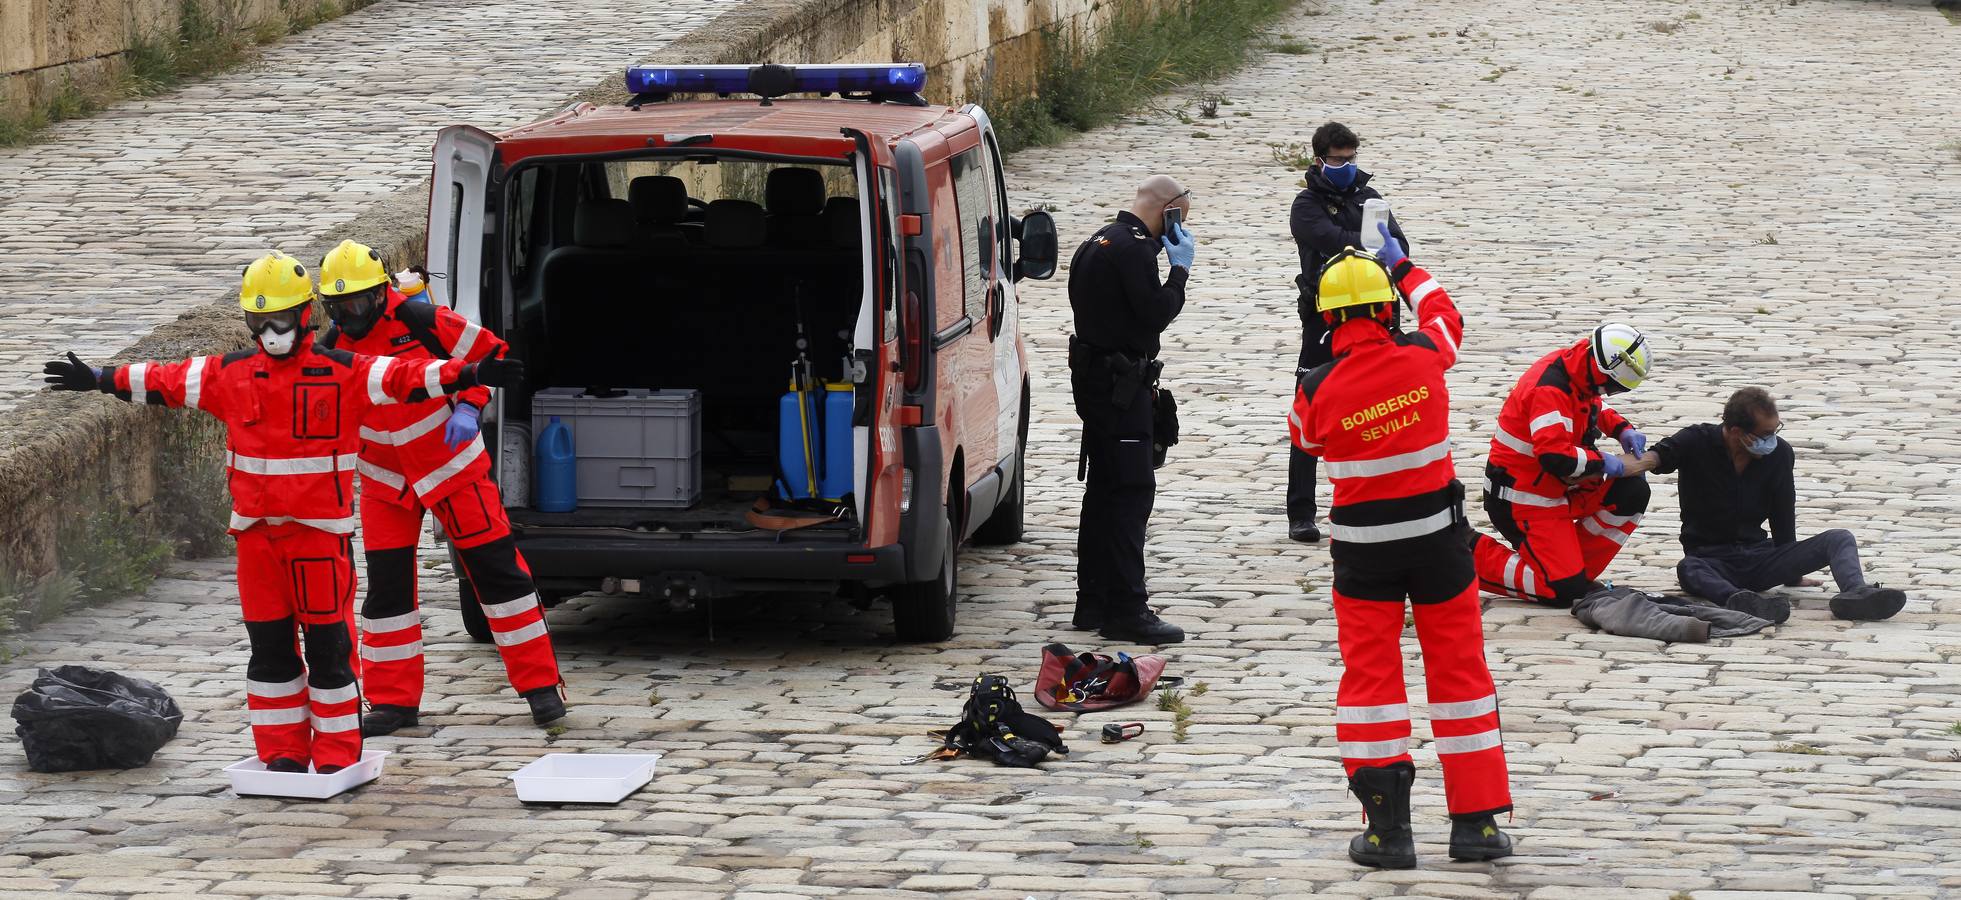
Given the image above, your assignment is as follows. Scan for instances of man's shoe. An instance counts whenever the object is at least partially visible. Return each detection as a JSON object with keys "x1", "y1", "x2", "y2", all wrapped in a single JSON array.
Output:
[
  {"x1": 1448, "y1": 814, "x2": 1515, "y2": 862},
  {"x1": 1289, "y1": 520, "x2": 1322, "y2": 543},
  {"x1": 315, "y1": 764, "x2": 344, "y2": 775},
  {"x1": 1829, "y1": 585, "x2": 1907, "y2": 621},
  {"x1": 1098, "y1": 612, "x2": 1185, "y2": 645},
  {"x1": 265, "y1": 758, "x2": 308, "y2": 773},
  {"x1": 360, "y1": 704, "x2": 420, "y2": 737},
  {"x1": 1346, "y1": 763, "x2": 1417, "y2": 869},
  {"x1": 1724, "y1": 590, "x2": 1792, "y2": 624},
  {"x1": 523, "y1": 687, "x2": 567, "y2": 725}
]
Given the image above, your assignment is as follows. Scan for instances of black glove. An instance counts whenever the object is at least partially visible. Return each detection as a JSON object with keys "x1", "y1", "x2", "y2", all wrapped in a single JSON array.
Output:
[
  {"x1": 43, "y1": 352, "x2": 101, "y2": 392},
  {"x1": 468, "y1": 355, "x2": 525, "y2": 388}
]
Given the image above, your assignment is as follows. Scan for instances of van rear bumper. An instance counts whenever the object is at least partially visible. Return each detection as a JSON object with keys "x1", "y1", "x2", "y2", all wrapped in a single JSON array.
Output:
[{"x1": 511, "y1": 531, "x2": 907, "y2": 585}]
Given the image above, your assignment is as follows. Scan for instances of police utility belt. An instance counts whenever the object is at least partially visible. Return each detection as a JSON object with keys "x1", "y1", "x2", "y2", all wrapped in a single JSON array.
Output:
[{"x1": 1067, "y1": 335, "x2": 1161, "y2": 410}]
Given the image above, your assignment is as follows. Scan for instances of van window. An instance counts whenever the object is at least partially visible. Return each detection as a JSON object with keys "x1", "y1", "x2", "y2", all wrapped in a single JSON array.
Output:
[
  {"x1": 949, "y1": 145, "x2": 992, "y2": 322},
  {"x1": 510, "y1": 168, "x2": 540, "y2": 288}
]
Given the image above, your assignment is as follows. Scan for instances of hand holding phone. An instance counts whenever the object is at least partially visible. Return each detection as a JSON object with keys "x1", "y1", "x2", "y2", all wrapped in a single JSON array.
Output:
[{"x1": 1161, "y1": 207, "x2": 1184, "y2": 244}]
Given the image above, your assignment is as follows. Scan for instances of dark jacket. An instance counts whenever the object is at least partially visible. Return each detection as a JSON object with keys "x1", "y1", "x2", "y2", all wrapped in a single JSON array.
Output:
[
  {"x1": 1290, "y1": 167, "x2": 1410, "y2": 367},
  {"x1": 1651, "y1": 423, "x2": 1797, "y2": 550},
  {"x1": 1067, "y1": 210, "x2": 1187, "y2": 361}
]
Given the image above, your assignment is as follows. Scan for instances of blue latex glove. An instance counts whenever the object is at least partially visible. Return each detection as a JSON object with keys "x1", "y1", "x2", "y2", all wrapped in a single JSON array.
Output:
[
  {"x1": 443, "y1": 403, "x2": 481, "y2": 449},
  {"x1": 1618, "y1": 428, "x2": 1647, "y2": 456},
  {"x1": 1162, "y1": 224, "x2": 1195, "y2": 270},
  {"x1": 1600, "y1": 452, "x2": 1625, "y2": 479},
  {"x1": 1373, "y1": 222, "x2": 1407, "y2": 270}
]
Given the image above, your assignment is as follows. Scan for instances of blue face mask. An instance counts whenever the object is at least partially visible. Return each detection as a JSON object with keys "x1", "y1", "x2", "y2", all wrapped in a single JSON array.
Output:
[
  {"x1": 1744, "y1": 433, "x2": 1778, "y2": 457},
  {"x1": 1322, "y1": 161, "x2": 1358, "y2": 189}
]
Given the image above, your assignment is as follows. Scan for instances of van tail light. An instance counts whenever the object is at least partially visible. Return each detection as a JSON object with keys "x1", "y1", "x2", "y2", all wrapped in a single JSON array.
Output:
[{"x1": 902, "y1": 290, "x2": 924, "y2": 393}]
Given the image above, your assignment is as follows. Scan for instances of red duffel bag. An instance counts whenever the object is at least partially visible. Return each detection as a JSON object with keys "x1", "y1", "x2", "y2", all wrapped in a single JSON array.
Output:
[{"x1": 1034, "y1": 643, "x2": 1174, "y2": 712}]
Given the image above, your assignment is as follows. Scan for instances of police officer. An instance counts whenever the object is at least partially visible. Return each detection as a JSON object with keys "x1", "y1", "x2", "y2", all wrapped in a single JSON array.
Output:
[{"x1": 1066, "y1": 175, "x2": 1194, "y2": 645}]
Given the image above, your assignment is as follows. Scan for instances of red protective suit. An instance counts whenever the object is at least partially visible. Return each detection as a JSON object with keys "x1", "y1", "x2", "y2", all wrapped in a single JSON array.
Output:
[
  {"x1": 104, "y1": 344, "x2": 477, "y2": 769},
  {"x1": 1288, "y1": 261, "x2": 1511, "y2": 820},
  {"x1": 1474, "y1": 341, "x2": 1649, "y2": 605},
  {"x1": 321, "y1": 291, "x2": 560, "y2": 710}
]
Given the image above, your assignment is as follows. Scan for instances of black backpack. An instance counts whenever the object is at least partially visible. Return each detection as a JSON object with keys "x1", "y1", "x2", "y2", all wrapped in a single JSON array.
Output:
[{"x1": 922, "y1": 675, "x2": 1068, "y2": 767}]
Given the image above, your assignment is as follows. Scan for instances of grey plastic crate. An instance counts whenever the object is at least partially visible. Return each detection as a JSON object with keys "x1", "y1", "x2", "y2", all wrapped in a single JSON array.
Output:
[{"x1": 531, "y1": 388, "x2": 702, "y2": 509}]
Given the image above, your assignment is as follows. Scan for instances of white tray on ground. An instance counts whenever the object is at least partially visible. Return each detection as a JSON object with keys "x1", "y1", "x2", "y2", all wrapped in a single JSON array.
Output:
[
  {"x1": 510, "y1": 752, "x2": 662, "y2": 803},
  {"x1": 225, "y1": 749, "x2": 389, "y2": 799}
]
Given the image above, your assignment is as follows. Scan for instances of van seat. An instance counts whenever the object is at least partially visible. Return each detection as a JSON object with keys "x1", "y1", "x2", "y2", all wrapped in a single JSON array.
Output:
[{"x1": 766, "y1": 167, "x2": 828, "y2": 247}]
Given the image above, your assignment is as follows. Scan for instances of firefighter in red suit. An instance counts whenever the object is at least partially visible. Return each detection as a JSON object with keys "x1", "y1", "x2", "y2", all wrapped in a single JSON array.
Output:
[
  {"x1": 315, "y1": 240, "x2": 566, "y2": 735},
  {"x1": 1288, "y1": 224, "x2": 1513, "y2": 867},
  {"x1": 1470, "y1": 323, "x2": 1653, "y2": 606},
  {"x1": 40, "y1": 252, "x2": 524, "y2": 773}
]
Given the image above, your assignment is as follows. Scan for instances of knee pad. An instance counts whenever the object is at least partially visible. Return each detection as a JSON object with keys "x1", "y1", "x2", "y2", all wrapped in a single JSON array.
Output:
[
  {"x1": 455, "y1": 536, "x2": 535, "y2": 604},
  {"x1": 1550, "y1": 574, "x2": 1593, "y2": 605},
  {"x1": 1606, "y1": 476, "x2": 1651, "y2": 515},
  {"x1": 362, "y1": 548, "x2": 418, "y2": 617},
  {"x1": 244, "y1": 618, "x2": 303, "y2": 683},
  {"x1": 301, "y1": 621, "x2": 355, "y2": 682}
]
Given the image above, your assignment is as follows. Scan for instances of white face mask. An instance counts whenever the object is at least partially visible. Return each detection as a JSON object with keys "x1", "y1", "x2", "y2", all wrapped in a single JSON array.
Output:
[{"x1": 259, "y1": 327, "x2": 299, "y2": 357}]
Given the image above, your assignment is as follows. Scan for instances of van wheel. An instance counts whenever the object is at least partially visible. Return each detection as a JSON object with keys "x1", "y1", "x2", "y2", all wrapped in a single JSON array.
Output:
[
  {"x1": 892, "y1": 510, "x2": 958, "y2": 642},
  {"x1": 971, "y1": 449, "x2": 1025, "y2": 546}
]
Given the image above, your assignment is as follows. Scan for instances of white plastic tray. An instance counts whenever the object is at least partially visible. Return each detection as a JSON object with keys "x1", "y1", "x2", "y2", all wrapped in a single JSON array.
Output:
[
  {"x1": 510, "y1": 752, "x2": 662, "y2": 803},
  {"x1": 225, "y1": 750, "x2": 388, "y2": 799}
]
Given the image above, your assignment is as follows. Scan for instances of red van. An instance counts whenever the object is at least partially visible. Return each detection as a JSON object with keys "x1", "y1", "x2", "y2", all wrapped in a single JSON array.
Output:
[{"x1": 421, "y1": 64, "x2": 1058, "y2": 642}]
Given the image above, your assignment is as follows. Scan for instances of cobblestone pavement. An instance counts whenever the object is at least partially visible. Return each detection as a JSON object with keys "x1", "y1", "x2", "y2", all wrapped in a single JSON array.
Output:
[
  {"x1": 0, "y1": 0, "x2": 734, "y2": 412},
  {"x1": 4, "y1": 0, "x2": 1961, "y2": 897}
]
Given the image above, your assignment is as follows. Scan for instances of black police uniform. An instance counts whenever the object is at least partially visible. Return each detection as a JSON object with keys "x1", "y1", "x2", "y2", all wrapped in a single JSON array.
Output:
[
  {"x1": 1067, "y1": 210, "x2": 1186, "y2": 643},
  {"x1": 1287, "y1": 166, "x2": 1409, "y2": 539}
]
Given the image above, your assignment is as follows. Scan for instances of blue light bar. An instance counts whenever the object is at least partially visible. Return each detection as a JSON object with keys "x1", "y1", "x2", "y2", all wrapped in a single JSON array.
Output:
[{"x1": 625, "y1": 63, "x2": 927, "y2": 97}]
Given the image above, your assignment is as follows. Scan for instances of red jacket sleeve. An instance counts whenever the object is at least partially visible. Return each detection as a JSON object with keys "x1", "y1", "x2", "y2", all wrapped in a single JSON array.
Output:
[
  {"x1": 431, "y1": 305, "x2": 505, "y2": 409},
  {"x1": 1596, "y1": 401, "x2": 1632, "y2": 439},
  {"x1": 1524, "y1": 385, "x2": 1601, "y2": 479},
  {"x1": 1392, "y1": 262, "x2": 1461, "y2": 370},
  {"x1": 356, "y1": 355, "x2": 474, "y2": 411},
  {"x1": 106, "y1": 356, "x2": 227, "y2": 419}
]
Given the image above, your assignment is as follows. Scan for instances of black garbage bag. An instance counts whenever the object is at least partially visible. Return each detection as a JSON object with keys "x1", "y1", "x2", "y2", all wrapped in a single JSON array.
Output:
[{"x1": 12, "y1": 665, "x2": 183, "y2": 772}]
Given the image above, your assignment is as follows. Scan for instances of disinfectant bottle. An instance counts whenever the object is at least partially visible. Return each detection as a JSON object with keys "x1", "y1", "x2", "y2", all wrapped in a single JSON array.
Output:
[{"x1": 534, "y1": 416, "x2": 577, "y2": 513}]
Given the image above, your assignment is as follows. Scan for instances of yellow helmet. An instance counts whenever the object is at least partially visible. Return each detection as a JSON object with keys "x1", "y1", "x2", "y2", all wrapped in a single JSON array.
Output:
[
  {"x1": 239, "y1": 251, "x2": 316, "y2": 313},
  {"x1": 318, "y1": 239, "x2": 389, "y2": 298},
  {"x1": 1315, "y1": 248, "x2": 1395, "y2": 316}
]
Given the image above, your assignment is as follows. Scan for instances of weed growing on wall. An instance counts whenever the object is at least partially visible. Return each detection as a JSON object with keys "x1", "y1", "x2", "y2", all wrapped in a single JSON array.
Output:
[{"x1": 994, "y1": 0, "x2": 1304, "y2": 154}]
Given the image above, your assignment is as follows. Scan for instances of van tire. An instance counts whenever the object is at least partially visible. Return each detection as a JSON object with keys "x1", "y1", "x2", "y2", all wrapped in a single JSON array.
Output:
[
  {"x1": 892, "y1": 509, "x2": 958, "y2": 642},
  {"x1": 972, "y1": 450, "x2": 1024, "y2": 545}
]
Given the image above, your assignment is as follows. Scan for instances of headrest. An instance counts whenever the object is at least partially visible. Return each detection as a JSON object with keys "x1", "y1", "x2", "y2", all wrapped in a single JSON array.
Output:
[
  {"x1": 765, "y1": 167, "x2": 826, "y2": 216},
  {"x1": 573, "y1": 199, "x2": 635, "y2": 249},
  {"x1": 629, "y1": 175, "x2": 688, "y2": 224},
  {"x1": 704, "y1": 199, "x2": 766, "y2": 249},
  {"x1": 823, "y1": 196, "x2": 860, "y2": 248}
]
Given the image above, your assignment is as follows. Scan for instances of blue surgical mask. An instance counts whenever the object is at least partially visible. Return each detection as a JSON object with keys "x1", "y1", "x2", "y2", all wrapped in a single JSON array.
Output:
[
  {"x1": 1745, "y1": 433, "x2": 1778, "y2": 457},
  {"x1": 1322, "y1": 161, "x2": 1358, "y2": 189}
]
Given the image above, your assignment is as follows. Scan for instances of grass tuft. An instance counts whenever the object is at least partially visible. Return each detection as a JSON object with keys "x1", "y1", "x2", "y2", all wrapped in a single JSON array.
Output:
[{"x1": 993, "y1": 0, "x2": 1304, "y2": 154}]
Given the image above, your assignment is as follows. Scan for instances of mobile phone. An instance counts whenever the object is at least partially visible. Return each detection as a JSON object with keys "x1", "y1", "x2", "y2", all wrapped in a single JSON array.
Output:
[{"x1": 1161, "y1": 207, "x2": 1183, "y2": 243}]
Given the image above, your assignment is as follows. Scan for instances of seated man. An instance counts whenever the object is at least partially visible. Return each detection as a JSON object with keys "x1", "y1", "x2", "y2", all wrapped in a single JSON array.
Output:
[{"x1": 1644, "y1": 387, "x2": 1907, "y2": 622}]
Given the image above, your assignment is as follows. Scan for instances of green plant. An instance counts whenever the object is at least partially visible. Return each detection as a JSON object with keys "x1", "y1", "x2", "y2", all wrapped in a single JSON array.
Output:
[
  {"x1": 1651, "y1": 20, "x2": 1681, "y2": 34},
  {"x1": 993, "y1": 0, "x2": 1301, "y2": 154},
  {"x1": 1946, "y1": 722, "x2": 1961, "y2": 736},
  {"x1": 648, "y1": 688, "x2": 665, "y2": 706},
  {"x1": 1269, "y1": 39, "x2": 1313, "y2": 54},
  {"x1": 1775, "y1": 742, "x2": 1827, "y2": 755},
  {"x1": 1190, "y1": 682, "x2": 1209, "y2": 696},
  {"x1": 1945, "y1": 139, "x2": 1961, "y2": 162},
  {"x1": 544, "y1": 723, "x2": 569, "y2": 738},
  {"x1": 1759, "y1": 233, "x2": 1779, "y2": 245},
  {"x1": 1267, "y1": 140, "x2": 1315, "y2": 169}
]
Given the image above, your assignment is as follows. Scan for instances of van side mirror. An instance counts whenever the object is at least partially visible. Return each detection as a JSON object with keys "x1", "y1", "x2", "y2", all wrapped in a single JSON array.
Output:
[{"x1": 1012, "y1": 209, "x2": 1058, "y2": 281}]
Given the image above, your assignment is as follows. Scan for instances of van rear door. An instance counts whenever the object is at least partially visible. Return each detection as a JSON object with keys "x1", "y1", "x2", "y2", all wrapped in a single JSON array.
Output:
[{"x1": 425, "y1": 125, "x2": 499, "y2": 320}]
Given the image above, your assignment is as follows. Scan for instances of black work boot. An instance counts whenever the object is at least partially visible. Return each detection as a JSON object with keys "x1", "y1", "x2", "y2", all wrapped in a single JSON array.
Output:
[
  {"x1": 265, "y1": 758, "x2": 307, "y2": 774},
  {"x1": 1448, "y1": 814, "x2": 1515, "y2": 862},
  {"x1": 1347, "y1": 763, "x2": 1416, "y2": 868},
  {"x1": 1724, "y1": 590, "x2": 1792, "y2": 624},
  {"x1": 360, "y1": 704, "x2": 420, "y2": 737},
  {"x1": 1099, "y1": 611, "x2": 1185, "y2": 645},
  {"x1": 523, "y1": 687, "x2": 567, "y2": 725},
  {"x1": 1289, "y1": 520, "x2": 1322, "y2": 543},
  {"x1": 1829, "y1": 585, "x2": 1907, "y2": 621}
]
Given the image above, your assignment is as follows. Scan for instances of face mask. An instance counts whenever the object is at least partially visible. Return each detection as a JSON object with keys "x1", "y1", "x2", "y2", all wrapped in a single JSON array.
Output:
[
  {"x1": 259, "y1": 327, "x2": 298, "y2": 357},
  {"x1": 1744, "y1": 433, "x2": 1778, "y2": 457},
  {"x1": 1322, "y1": 161, "x2": 1358, "y2": 189}
]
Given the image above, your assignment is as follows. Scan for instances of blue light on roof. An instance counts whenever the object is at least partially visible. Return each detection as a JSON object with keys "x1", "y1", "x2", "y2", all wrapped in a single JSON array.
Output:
[{"x1": 625, "y1": 63, "x2": 927, "y2": 97}]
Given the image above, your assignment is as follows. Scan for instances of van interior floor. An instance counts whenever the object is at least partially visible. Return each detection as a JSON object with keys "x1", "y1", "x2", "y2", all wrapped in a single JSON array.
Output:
[{"x1": 509, "y1": 489, "x2": 856, "y2": 535}]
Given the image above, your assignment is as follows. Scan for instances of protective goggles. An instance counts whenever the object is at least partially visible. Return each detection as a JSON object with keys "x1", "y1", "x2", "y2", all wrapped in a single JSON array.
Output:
[{"x1": 244, "y1": 307, "x2": 306, "y2": 336}]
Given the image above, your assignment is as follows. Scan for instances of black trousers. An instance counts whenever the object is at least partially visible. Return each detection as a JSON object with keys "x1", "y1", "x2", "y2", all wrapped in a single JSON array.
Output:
[
  {"x1": 1289, "y1": 317, "x2": 1330, "y2": 523},
  {"x1": 1073, "y1": 369, "x2": 1156, "y2": 619},
  {"x1": 1677, "y1": 530, "x2": 1865, "y2": 600}
]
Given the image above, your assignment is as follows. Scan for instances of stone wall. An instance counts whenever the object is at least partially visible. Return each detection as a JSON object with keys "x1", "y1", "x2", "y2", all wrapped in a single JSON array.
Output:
[
  {"x1": 0, "y1": 0, "x2": 1183, "y2": 581},
  {"x1": 0, "y1": 0, "x2": 287, "y2": 116}
]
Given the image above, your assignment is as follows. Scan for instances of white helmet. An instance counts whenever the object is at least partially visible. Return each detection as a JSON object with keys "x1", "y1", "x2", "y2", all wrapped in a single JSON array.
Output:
[{"x1": 1590, "y1": 323, "x2": 1651, "y2": 392}]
